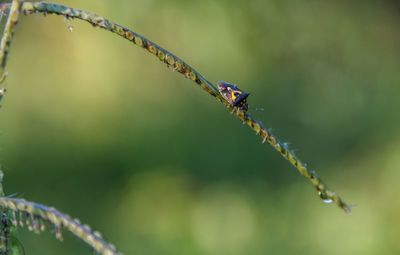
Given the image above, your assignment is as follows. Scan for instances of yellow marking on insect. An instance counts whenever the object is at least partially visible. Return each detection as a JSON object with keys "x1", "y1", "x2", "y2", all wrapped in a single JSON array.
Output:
[{"x1": 231, "y1": 90, "x2": 242, "y2": 101}]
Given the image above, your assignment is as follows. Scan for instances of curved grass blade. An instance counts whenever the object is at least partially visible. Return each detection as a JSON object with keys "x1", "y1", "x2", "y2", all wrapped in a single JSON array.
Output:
[
  {"x1": 0, "y1": 197, "x2": 120, "y2": 255},
  {"x1": 0, "y1": 1, "x2": 352, "y2": 214},
  {"x1": 0, "y1": 0, "x2": 22, "y2": 83}
]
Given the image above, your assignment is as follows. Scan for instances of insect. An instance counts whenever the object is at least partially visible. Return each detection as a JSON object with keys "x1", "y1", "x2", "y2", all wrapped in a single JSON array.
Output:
[{"x1": 217, "y1": 81, "x2": 250, "y2": 112}]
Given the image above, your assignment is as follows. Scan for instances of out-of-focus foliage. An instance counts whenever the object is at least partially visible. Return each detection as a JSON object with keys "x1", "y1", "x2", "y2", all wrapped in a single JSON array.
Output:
[{"x1": 0, "y1": 0, "x2": 399, "y2": 254}]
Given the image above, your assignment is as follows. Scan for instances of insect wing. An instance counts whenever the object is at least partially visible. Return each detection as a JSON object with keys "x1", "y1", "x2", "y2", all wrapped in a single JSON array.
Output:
[
  {"x1": 217, "y1": 81, "x2": 235, "y2": 105},
  {"x1": 233, "y1": 92, "x2": 249, "y2": 107},
  {"x1": 217, "y1": 81, "x2": 250, "y2": 111}
]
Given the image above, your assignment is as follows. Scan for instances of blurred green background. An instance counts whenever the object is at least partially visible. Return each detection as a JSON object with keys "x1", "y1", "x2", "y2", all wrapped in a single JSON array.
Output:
[{"x1": 1, "y1": 0, "x2": 400, "y2": 254}]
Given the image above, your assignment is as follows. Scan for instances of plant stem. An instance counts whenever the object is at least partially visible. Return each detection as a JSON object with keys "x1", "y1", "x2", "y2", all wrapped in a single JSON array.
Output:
[
  {"x1": 0, "y1": 197, "x2": 119, "y2": 255},
  {"x1": 0, "y1": 1, "x2": 352, "y2": 214}
]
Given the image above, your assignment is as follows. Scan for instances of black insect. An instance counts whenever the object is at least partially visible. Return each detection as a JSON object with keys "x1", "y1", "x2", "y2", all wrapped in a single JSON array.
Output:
[{"x1": 217, "y1": 81, "x2": 250, "y2": 111}]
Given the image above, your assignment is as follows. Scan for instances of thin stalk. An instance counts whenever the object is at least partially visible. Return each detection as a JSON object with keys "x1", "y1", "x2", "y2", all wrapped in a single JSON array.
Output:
[
  {"x1": 0, "y1": 197, "x2": 119, "y2": 255},
  {"x1": 0, "y1": 1, "x2": 352, "y2": 214},
  {"x1": 1, "y1": 170, "x2": 22, "y2": 255},
  {"x1": 0, "y1": 0, "x2": 22, "y2": 83}
]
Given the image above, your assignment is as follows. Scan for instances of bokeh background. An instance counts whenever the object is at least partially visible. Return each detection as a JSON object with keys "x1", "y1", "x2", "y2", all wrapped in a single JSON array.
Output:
[{"x1": 1, "y1": 0, "x2": 400, "y2": 254}]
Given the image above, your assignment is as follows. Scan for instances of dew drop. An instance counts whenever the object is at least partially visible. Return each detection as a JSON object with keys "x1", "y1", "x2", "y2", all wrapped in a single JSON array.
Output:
[
  {"x1": 318, "y1": 189, "x2": 333, "y2": 203},
  {"x1": 322, "y1": 198, "x2": 333, "y2": 204}
]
